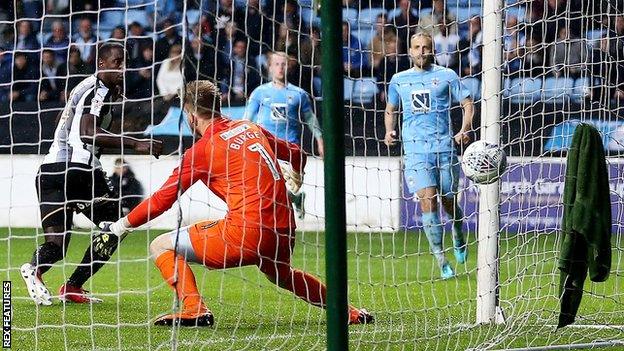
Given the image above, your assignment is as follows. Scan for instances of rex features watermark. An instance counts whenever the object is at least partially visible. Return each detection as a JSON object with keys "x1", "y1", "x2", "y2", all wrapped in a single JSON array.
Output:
[{"x1": 2, "y1": 281, "x2": 10, "y2": 349}]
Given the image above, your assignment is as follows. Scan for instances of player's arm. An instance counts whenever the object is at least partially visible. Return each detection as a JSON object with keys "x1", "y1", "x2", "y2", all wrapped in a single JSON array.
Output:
[
  {"x1": 92, "y1": 144, "x2": 209, "y2": 256},
  {"x1": 301, "y1": 93, "x2": 324, "y2": 157},
  {"x1": 455, "y1": 97, "x2": 474, "y2": 145},
  {"x1": 450, "y1": 73, "x2": 474, "y2": 145},
  {"x1": 259, "y1": 126, "x2": 307, "y2": 173},
  {"x1": 80, "y1": 114, "x2": 162, "y2": 156},
  {"x1": 243, "y1": 88, "x2": 261, "y2": 121},
  {"x1": 384, "y1": 78, "x2": 399, "y2": 146}
]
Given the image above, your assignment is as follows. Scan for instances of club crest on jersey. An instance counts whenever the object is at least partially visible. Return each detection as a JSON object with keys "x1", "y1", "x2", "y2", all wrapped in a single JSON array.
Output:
[
  {"x1": 410, "y1": 90, "x2": 431, "y2": 113},
  {"x1": 431, "y1": 78, "x2": 440, "y2": 87}
]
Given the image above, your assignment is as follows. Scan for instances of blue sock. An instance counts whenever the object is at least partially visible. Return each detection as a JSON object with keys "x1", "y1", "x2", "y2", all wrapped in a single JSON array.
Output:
[
  {"x1": 450, "y1": 203, "x2": 464, "y2": 245},
  {"x1": 421, "y1": 212, "x2": 447, "y2": 267}
]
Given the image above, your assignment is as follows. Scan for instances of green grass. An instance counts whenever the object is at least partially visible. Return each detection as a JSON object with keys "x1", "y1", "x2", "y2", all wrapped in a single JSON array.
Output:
[{"x1": 1, "y1": 228, "x2": 623, "y2": 350}]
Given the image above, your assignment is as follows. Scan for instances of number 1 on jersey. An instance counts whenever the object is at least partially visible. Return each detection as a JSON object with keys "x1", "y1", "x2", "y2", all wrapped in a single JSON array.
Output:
[{"x1": 248, "y1": 143, "x2": 281, "y2": 180}]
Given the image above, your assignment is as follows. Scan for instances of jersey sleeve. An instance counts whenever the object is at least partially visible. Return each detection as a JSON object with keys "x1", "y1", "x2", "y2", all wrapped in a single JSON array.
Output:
[
  {"x1": 126, "y1": 142, "x2": 210, "y2": 227},
  {"x1": 259, "y1": 126, "x2": 307, "y2": 173},
  {"x1": 300, "y1": 91, "x2": 313, "y2": 114},
  {"x1": 244, "y1": 87, "x2": 261, "y2": 121},
  {"x1": 387, "y1": 76, "x2": 400, "y2": 106},
  {"x1": 87, "y1": 87, "x2": 108, "y2": 117},
  {"x1": 449, "y1": 71, "x2": 471, "y2": 102}
]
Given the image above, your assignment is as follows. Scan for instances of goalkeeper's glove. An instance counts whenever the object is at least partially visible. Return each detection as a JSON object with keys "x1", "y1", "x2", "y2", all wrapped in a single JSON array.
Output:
[
  {"x1": 280, "y1": 163, "x2": 303, "y2": 194},
  {"x1": 92, "y1": 219, "x2": 130, "y2": 259}
]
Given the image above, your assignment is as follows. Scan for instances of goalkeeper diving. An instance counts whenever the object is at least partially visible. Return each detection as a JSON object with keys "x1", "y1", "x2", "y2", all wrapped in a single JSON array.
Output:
[{"x1": 93, "y1": 80, "x2": 373, "y2": 326}]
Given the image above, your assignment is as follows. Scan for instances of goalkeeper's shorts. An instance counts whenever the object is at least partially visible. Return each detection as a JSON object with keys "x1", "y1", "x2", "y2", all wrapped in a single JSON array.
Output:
[
  {"x1": 169, "y1": 220, "x2": 294, "y2": 269},
  {"x1": 36, "y1": 162, "x2": 119, "y2": 230}
]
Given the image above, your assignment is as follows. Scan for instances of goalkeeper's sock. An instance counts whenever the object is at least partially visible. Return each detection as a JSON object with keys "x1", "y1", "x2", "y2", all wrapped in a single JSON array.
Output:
[
  {"x1": 155, "y1": 250, "x2": 204, "y2": 310},
  {"x1": 66, "y1": 247, "x2": 112, "y2": 288},
  {"x1": 30, "y1": 241, "x2": 63, "y2": 275},
  {"x1": 421, "y1": 211, "x2": 447, "y2": 268},
  {"x1": 281, "y1": 268, "x2": 326, "y2": 308}
]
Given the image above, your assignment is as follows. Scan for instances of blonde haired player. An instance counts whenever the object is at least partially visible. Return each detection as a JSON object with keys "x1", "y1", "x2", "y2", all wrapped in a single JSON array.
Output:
[{"x1": 94, "y1": 81, "x2": 373, "y2": 326}]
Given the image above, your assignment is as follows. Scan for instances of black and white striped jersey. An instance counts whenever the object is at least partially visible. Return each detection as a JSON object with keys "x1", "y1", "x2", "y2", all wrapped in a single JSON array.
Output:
[{"x1": 43, "y1": 75, "x2": 115, "y2": 168}]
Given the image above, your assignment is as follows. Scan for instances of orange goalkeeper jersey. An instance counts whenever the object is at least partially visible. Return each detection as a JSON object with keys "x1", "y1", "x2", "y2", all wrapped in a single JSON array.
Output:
[{"x1": 127, "y1": 117, "x2": 305, "y2": 230}]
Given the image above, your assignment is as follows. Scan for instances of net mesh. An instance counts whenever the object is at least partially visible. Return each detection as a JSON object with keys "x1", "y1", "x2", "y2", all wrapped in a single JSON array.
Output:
[{"x1": 0, "y1": 0, "x2": 623, "y2": 349}]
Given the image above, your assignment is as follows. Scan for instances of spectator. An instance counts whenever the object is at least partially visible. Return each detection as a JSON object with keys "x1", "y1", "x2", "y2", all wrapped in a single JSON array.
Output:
[
  {"x1": 40, "y1": 49, "x2": 62, "y2": 102},
  {"x1": 238, "y1": 0, "x2": 273, "y2": 57},
  {"x1": 525, "y1": 0, "x2": 582, "y2": 43},
  {"x1": 219, "y1": 39, "x2": 260, "y2": 105},
  {"x1": 148, "y1": 0, "x2": 179, "y2": 28},
  {"x1": 57, "y1": 46, "x2": 93, "y2": 101},
  {"x1": 374, "y1": 40, "x2": 409, "y2": 102},
  {"x1": 0, "y1": 47, "x2": 12, "y2": 103},
  {"x1": 127, "y1": 45, "x2": 154, "y2": 99},
  {"x1": 46, "y1": 0, "x2": 69, "y2": 15},
  {"x1": 70, "y1": 0, "x2": 98, "y2": 21},
  {"x1": 127, "y1": 22, "x2": 153, "y2": 64},
  {"x1": 0, "y1": 2, "x2": 15, "y2": 35},
  {"x1": 184, "y1": 36, "x2": 216, "y2": 82},
  {"x1": 111, "y1": 158, "x2": 144, "y2": 216},
  {"x1": 155, "y1": 19, "x2": 183, "y2": 62},
  {"x1": 216, "y1": 20, "x2": 241, "y2": 64},
  {"x1": 44, "y1": 20, "x2": 70, "y2": 65},
  {"x1": 16, "y1": 20, "x2": 40, "y2": 52},
  {"x1": 21, "y1": 0, "x2": 44, "y2": 19},
  {"x1": 370, "y1": 13, "x2": 399, "y2": 69},
  {"x1": 390, "y1": 0, "x2": 419, "y2": 52},
  {"x1": 73, "y1": 18, "x2": 96, "y2": 66},
  {"x1": 342, "y1": 21, "x2": 368, "y2": 77},
  {"x1": 156, "y1": 44, "x2": 184, "y2": 101},
  {"x1": 211, "y1": 0, "x2": 241, "y2": 31},
  {"x1": 549, "y1": 26, "x2": 587, "y2": 78},
  {"x1": 11, "y1": 52, "x2": 38, "y2": 102},
  {"x1": 503, "y1": 15, "x2": 524, "y2": 77},
  {"x1": 275, "y1": 23, "x2": 299, "y2": 57},
  {"x1": 110, "y1": 26, "x2": 126, "y2": 42},
  {"x1": 434, "y1": 21, "x2": 461, "y2": 72},
  {"x1": 459, "y1": 17, "x2": 483, "y2": 77},
  {"x1": 521, "y1": 36, "x2": 546, "y2": 77},
  {"x1": 418, "y1": 0, "x2": 457, "y2": 37},
  {"x1": 280, "y1": 0, "x2": 302, "y2": 31},
  {"x1": 587, "y1": 36, "x2": 624, "y2": 103}
]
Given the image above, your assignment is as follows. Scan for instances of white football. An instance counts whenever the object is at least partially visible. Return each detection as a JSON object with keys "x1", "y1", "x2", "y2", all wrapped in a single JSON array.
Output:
[{"x1": 461, "y1": 141, "x2": 507, "y2": 184}]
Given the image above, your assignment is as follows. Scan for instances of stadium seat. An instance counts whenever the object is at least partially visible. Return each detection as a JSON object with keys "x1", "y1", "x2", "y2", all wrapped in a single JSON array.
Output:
[
  {"x1": 507, "y1": 77, "x2": 542, "y2": 103},
  {"x1": 572, "y1": 77, "x2": 591, "y2": 103},
  {"x1": 417, "y1": 7, "x2": 432, "y2": 17},
  {"x1": 186, "y1": 10, "x2": 201, "y2": 25},
  {"x1": 505, "y1": 6, "x2": 526, "y2": 22},
  {"x1": 300, "y1": 7, "x2": 320, "y2": 27},
  {"x1": 354, "y1": 28, "x2": 376, "y2": 47},
  {"x1": 344, "y1": 78, "x2": 355, "y2": 101},
  {"x1": 98, "y1": 30, "x2": 112, "y2": 40},
  {"x1": 452, "y1": 6, "x2": 481, "y2": 23},
  {"x1": 586, "y1": 30, "x2": 606, "y2": 47},
  {"x1": 542, "y1": 76, "x2": 574, "y2": 102},
  {"x1": 350, "y1": 77, "x2": 378, "y2": 104},
  {"x1": 461, "y1": 77, "x2": 481, "y2": 101},
  {"x1": 343, "y1": 8, "x2": 358, "y2": 27},
  {"x1": 100, "y1": 10, "x2": 125, "y2": 31},
  {"x1": 357, "y1": 8, "x2": 386, "y2": 30},
  {"x1": 126, "y1": 9, "x2": 150, "y2": 28},
  {"x1": 387, "y1": 8, "x2": 402, "y2": 20}
]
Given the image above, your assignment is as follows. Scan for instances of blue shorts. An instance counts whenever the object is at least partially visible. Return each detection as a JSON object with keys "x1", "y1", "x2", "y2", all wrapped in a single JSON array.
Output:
[{"x1": 404, "y1": 152, "x2": 460, "y2": 197}]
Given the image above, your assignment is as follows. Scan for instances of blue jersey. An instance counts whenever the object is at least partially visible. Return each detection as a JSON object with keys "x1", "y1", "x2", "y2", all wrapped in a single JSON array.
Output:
[
  {"x1": 245, "y1": 82, "x2": 313, "y2": 144},
  {"x1": 387, "y1": 64, "x2": 471, "y2": 154}
]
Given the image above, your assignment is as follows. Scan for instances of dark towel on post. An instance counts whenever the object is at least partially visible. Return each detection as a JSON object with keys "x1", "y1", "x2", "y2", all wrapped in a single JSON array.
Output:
[{"x1": 558, "y1": 123, "x2": 612, "y2": 328}]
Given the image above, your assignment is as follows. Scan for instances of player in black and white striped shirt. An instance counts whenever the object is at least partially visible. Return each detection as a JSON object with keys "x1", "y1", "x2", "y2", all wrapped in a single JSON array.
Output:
[{"x1": 21, "y1": 42, "x2": 163, "y2": 305}]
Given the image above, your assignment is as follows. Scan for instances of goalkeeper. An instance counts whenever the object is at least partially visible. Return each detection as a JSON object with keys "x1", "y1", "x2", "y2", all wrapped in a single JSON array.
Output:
[
  {"x1": 20, "y1": 42, "x2": 163, "y2": 305},
  {"x1": 384, "y1": 32, "x2": 474, "y2": 279},
  {"x1": 244, "y1": 51, "x2": 324, "y2": 219},
  {"x1": 95, "y1": 81, "x2": 373, "y2": 326}
]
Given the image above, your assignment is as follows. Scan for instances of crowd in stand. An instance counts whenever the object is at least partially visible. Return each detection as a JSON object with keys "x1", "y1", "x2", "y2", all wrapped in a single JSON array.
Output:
[{"x1": 0, "y1": 0, "x2": 622, "y2": 109}]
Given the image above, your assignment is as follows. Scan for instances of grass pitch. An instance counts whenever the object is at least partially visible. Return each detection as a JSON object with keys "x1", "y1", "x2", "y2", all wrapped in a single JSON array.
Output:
[{"x1": 1, "y1": 228, "x2": 622, "y2": 350}]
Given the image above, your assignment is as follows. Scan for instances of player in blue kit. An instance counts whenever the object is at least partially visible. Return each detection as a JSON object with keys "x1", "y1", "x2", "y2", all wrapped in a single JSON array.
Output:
[
  {"x1": 384, "y1": 31, "x2": 474, "y2": 279},
  {"x1": 245, "y1": 51, "x2": 324, "y2": 219}
]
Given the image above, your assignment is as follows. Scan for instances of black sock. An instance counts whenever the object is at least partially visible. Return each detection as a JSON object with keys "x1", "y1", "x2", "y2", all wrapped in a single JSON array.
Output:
[
  {"x1": 30, "y1": 242, "x2": 63, "y2": 275},
  {"x1": 66, "y1": 246, "x2": 114, "y2": 288}
]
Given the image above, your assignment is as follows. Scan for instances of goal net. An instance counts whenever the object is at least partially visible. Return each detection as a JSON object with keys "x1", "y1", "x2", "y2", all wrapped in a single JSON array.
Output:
[{"x1": 0, "y1": 0, "x2": 622, "y2": 349}]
